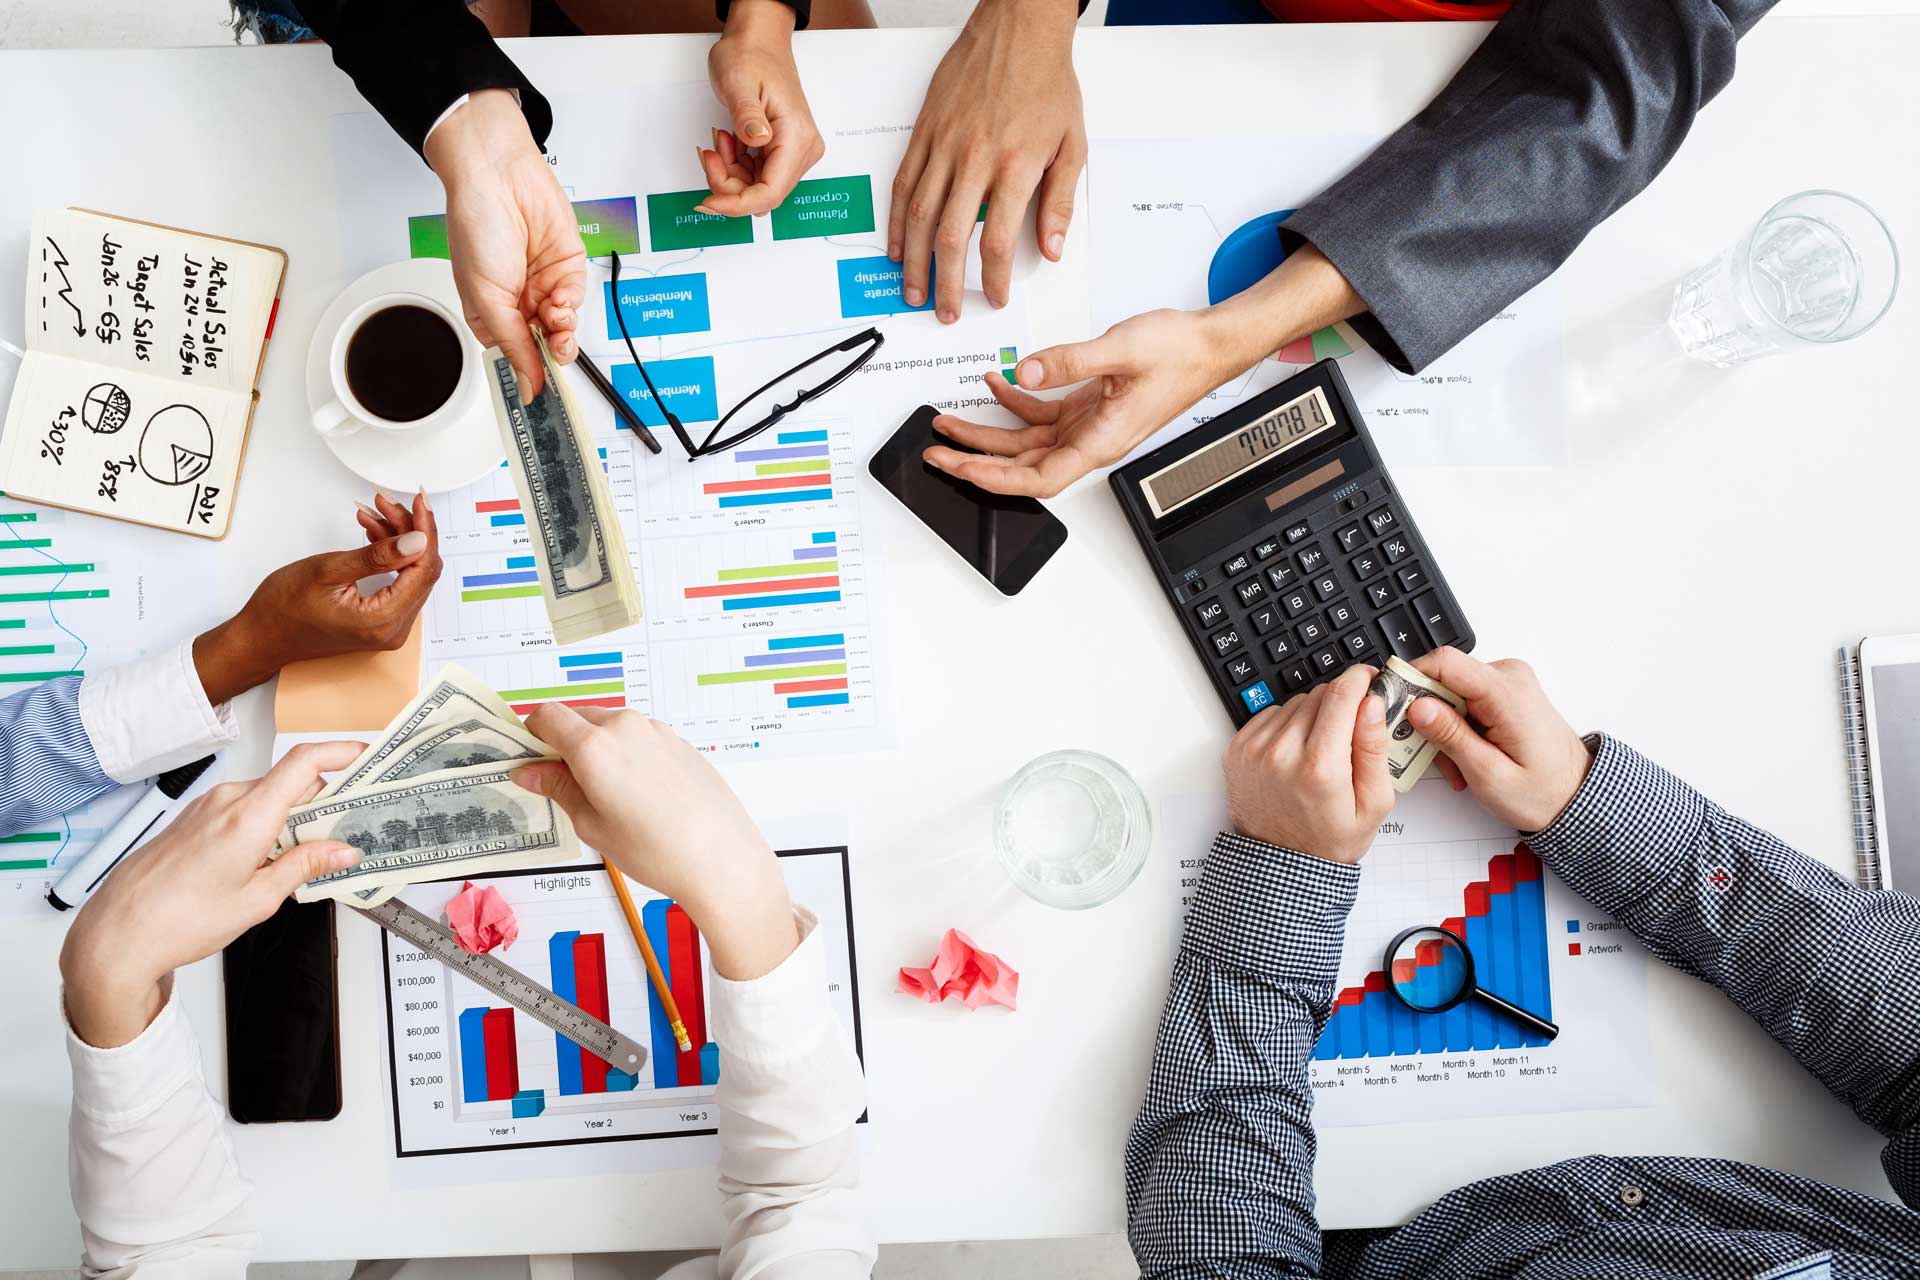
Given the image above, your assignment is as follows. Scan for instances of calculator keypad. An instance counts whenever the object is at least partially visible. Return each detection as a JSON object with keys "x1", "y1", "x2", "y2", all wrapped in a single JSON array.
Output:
[{"x1": 1170, "y1": 489, "x2": 1467, "y2": 719}]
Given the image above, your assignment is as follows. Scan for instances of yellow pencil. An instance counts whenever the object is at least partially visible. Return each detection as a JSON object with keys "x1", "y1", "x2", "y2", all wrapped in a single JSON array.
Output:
[{"x1": 607, "y1": 867, "x2": 693, "y2": 1053}]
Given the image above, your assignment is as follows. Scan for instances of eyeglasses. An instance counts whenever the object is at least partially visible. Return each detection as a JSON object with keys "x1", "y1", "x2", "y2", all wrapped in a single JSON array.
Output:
[{"x1": 607, "y1": 250, "x2": 885, "y2": 461}]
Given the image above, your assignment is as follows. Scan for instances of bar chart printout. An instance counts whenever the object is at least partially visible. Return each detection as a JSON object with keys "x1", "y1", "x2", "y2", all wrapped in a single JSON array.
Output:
[
  {"x1": 383, "y1": 846, "x2": 860, "y2": 1160},
  {"x1": 1181, "y1": 781, "x2": 1654, "y2": 1127}
]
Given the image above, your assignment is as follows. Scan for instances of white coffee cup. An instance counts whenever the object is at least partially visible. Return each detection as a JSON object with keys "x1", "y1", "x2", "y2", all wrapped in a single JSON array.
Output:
[{"x1": 312, "y1": 292, "x2": 477, "y2": 438}]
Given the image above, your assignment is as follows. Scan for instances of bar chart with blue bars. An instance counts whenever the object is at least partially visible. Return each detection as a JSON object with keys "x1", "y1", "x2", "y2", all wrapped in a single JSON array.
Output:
[
  {"x1": 384, "y1": 849, "x2": 862, "y2": 1157},
  {"x1": 1314, "y1": 846, "x2": 1553, "y2": 1062},
  {"x1": 653, "y1": 526, "x2": 852, "y2": 620},
  {"x1": 634, "y1": 420, "x2": 857, "y2": 526}
]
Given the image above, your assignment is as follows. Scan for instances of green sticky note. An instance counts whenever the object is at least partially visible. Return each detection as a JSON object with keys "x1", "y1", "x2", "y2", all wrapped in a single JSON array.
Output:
[
  {"x1": 408, "y1": 214, "x2": 452, "y2": 260},
  {"x1": 771, "y1": 176, "x2": 876, "y2": 241},
  {"x1": 648, "y1": 191, "x2": 753, "y2": 251}
]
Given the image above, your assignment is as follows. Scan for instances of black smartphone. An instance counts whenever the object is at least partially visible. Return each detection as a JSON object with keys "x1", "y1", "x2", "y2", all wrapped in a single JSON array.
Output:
[
  {"x1": 223, "y1": 897, "x2": 342, "y2": 1123},
  {"x1": 868, "y1": 405, "x2": 1068, "y2": 596}
]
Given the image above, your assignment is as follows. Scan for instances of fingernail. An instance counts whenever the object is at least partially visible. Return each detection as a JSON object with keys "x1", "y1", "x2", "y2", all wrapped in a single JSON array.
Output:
[
  {"x1": 904, "y1": 287, "x2": 924, "y2": 305},
  {"x1": 396, "y1": 531, "x2": 428, "y2": 557},
  {"x1": 416, "y1": 487, "x2": 431, "y2": 510},
  {"x1": 355, "y1": 501, "x2": 381, "y2": 522},
  {"x1": 1364, "y1": 694, "x2": 1384, "y2": 723},
  {"x1": 937, "y1": 308, "x2": 955, "y2": 324},
  {"x1": 988, "y1": 294, "x2": 1006, "y2": 310},
  {"x1": 1046, "y1": 232, "x2": 1065, "y2": 259},
  {"x1": 888, "y1": 244, "x2": 901, "y2": 261},
  {"x1": 513, "y1": 765, "x2": 546, "y2": 795},
  {"x1": 744, "y1": 122, "x2": 770, "y2": 142},
  {"x1": 1018, "y1": 358, "x2": 1043, "y2": 386},
  {"x1": 694, "y1": 204, "x2": 718, "y2": 217}
]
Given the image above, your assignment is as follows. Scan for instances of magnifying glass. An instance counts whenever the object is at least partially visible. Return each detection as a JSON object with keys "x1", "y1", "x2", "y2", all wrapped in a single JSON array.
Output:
[{"x1": 1383, "y1": 926, "x2": 1559, "y2": 1041}]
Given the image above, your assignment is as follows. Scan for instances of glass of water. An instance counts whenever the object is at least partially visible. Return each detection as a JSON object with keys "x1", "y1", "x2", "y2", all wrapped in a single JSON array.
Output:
[
  {"x1": 993, "y1": 750, "x2": 1153, "y2": 909},
  {"x1": 1668, "y1": 190, "x2": 1899, "y2": 366}
]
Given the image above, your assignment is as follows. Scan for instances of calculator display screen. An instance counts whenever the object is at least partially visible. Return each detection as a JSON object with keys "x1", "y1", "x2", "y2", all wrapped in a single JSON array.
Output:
[{"x1": 1141, "y1": 385, "x2": 1339, "y2": 519}]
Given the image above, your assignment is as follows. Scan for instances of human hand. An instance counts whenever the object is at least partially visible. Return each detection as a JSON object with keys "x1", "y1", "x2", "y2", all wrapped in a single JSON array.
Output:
[
  {"x1": 425, "y1": 88, "x2": 586, "y2": 396},
  {"x1": 888, "y1": 0, "x2": 1083, "y2": 319},
  {"x1": 1406, "y1": 648, "x2": 1594, "y2": 832},
  {"x1": 923, "y1": 308, "x2": 1234, "y2": 497},
  {"x1": 59, "y1": 742, "x2": 365, "y2": 1048},
  {"x1": 1224, "y1": 664, "x2": 1393, "y2": 865},
  {"x1": 923, "y1": 243, "x2": 1363, "y2": 497},
  {"x1": 512, "y1": 705, "x2": 798, "y2": 979},
  {"x1": 192, "y1": 492, "x2": 442, "y2": 705},
  {"x1": 699, "y1": 0, "x2": 824, "y2": 217}
]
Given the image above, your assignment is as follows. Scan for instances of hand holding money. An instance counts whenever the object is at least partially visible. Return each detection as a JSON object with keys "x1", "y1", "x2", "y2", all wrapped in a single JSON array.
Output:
[
  {"x1": 1371, "y1": 655, "x2": 1469, "y2": 793},
  {"x1": 273, "y1": 665, "x2": 584, "y2": 905},
  {"x1": 1400, "y1": 647, "x2": 1596, "y2": 832}
]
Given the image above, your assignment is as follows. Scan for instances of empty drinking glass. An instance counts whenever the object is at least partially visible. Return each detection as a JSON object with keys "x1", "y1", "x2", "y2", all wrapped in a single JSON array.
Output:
[
  {"x1": 1668, "y1": 189, "x2": 1899, "y2": 367},
  {"x1": 993, "y1": 750, "x2": 1152, "y2": 909}
]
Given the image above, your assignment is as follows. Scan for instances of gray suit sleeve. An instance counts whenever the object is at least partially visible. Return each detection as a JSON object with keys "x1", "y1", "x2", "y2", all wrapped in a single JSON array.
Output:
[{"x1": 1279, "y1": 0, "x2": 1776, "y2": 372}]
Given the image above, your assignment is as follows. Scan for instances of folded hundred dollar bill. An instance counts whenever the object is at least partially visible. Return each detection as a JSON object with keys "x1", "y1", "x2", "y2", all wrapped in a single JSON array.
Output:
[
  {"x1": 1372, "y1": 655, "x2": 1468, "y2": 793},
  {"x1": 486, "y1": 329, "x2": 642, "y2": 645}
]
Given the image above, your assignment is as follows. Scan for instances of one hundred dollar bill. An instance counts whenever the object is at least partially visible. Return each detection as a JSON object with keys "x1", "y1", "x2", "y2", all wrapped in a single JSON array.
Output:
[
  {"x1": 318, "y1": 664, "x2": 530, "y2": 800},
  {"x1": 281, "y1": 765, "x2": 580, "y2": 904},
  {"x1": 1371, "y1": 655, "x2": 1468, "y2": 793},
  {"x1": 486, "y1": 330, "x2": 642, "y2": 645}
]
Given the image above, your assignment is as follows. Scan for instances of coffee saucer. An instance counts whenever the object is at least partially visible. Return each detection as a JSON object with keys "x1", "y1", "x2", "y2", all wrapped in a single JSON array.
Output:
[{"x1": 306, "y1": 258, "x2": 503, "y2": 495}]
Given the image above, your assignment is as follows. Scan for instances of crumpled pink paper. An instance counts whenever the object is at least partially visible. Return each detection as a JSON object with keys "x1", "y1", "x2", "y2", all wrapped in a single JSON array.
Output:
[
  {"x1": 897, "y1": 928, "x2": 1019, "y2": 1011},
  {"x1": 445, "y1": 881, "x2": 518, "y2": 954}
]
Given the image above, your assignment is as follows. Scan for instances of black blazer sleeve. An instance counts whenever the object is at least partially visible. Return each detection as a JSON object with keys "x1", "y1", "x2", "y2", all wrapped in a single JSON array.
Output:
[
  {"x1": 1279, "y1": 0, "x2": 1775, "y2": 373},
  {"x1": 296, "y1": 0, "x2": 554, "y2": 160}
]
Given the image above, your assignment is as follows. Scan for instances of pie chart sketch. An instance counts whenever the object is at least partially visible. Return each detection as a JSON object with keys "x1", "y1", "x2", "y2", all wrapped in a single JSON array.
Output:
[
  {"x1": 138, "y1": 405, "x2": 215, "y2": 487},
  {"x1": 82, "y1": 382, "x2": 132, "y2": 434}
]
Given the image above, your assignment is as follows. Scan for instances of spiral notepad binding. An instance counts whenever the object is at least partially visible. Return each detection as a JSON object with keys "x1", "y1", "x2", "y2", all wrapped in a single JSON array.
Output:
[{"x1": 1838, "y1": 646, "x2": 1882, "y2": 889}]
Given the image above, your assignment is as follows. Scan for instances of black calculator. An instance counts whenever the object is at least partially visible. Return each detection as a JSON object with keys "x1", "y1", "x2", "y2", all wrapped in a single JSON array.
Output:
[{"x1": 1111, "y1": 360, "x2": 1474, "y2": 727}]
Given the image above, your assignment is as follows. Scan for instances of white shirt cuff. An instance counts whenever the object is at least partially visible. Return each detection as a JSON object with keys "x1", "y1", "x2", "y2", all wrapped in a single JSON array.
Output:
[
  {"x1": 78, "y1": 641, "x2": 239, "y2": 784},
  {"x1": 65, "y1": 983, "x2": 201, "y2": 1128},
  {"x1": 707, "y1": 907, "x2": 837, "y2": 1069},
  {"x1": 423, "y1": 88, "x2": 524, "y2": 148}
]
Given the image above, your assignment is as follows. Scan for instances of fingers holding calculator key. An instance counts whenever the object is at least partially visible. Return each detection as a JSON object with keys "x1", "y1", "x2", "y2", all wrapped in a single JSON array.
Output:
[
  {"x1": 1406, "y1": 648, "x2": 1596, "y2": 832},
  {"x1": 1226, "y1": 665, "x2": 1392, "y2": 865}
]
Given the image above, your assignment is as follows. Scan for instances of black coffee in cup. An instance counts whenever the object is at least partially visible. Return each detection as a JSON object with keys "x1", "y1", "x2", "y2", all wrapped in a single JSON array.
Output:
[{"x1": 345, "y1": 304, "x2": 464, "y2": 423}]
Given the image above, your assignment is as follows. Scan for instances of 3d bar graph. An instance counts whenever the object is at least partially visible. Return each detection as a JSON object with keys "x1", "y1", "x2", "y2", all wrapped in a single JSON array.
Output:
[
  {"x1": 549, "y1": 930, "x2": 617, "y2": 1095},
  {"x1": 459, "y1": 1006, "x2": 521, "y2": 1103},
  {"x1": 642, "y1": 897, "x2": 721, "y2": 1088},
  {"x1": 1314, "y1": 845, "x2": 1554, "y2": 1061}
]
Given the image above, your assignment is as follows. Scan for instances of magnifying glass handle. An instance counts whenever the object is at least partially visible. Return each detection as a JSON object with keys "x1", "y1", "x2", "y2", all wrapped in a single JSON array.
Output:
[{"x1": 1472, "y1": 989, "x2": 1560, "y2": 1042}]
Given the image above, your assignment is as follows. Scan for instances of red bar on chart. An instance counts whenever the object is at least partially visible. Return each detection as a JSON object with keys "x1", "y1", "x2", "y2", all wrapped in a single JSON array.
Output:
[
  {"x1": 481, "y1": 1008, "x2": 519, "y2": 1102},
  {"x1": 475, "y1": 498, "x2": 521, "y2": 513},
  {"x1": 666, "y1": 904, "x2": 708, "y2": 1087},
  {"x1": 1513, "y1": 844, "x2": 1542, "y2": 880},
  {"x1": 1489, "y1": 854, "x2": 1515, "y2": 894},
  {"x1": 772, "y1": 677, "x2": 849, "y2": 695},
  {"x1": 1464, "y1": 881, "x2": 1490, "y2": 917},
  {"x1": 573, "y1": 933, "x2": 611, "y2": 1092},
  {"x1": 702, "y1": 473, "x2": 833, "y2": 495},
  {"x1": 683, "y1": 574, "x2": 840, "y2": 600},
  {"x1": 509, "y1": 695, "x2": 627, "y2": 715}
]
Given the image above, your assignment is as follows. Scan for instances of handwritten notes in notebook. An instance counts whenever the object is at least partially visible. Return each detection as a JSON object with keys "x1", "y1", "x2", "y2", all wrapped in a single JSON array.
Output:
[{"x1": 0, "y1": 209, "x2": 287, "y2": 538}]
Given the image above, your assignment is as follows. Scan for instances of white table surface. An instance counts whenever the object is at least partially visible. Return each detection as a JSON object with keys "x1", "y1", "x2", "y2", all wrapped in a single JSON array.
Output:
[{"x1": 1, "y1": 16, "x2": 1917, "y2": 1268}]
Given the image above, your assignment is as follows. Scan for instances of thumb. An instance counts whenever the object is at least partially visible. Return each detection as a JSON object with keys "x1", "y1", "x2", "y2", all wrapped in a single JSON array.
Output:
[
  {"x1": 1406, "y1": 696, "x2": 1506, "y2": 786},
  {"x1": 473, "y1": 303, "x2": 544, "y2": 399},
  {"x1": 513, "y1": 761, "x2": 602, "y2": 836},
  {"x1": 1015, "y1": 327, "x2": 1136, "y2": 391},
  {"x1": 314, "y1": 530, "x2": 429, "y2": 584},
  {"x1": 728, "y1": 96, "x2": 772, "y2": 147},
  {"x1": 261, "y1": 840, "x2": 358, "y2": 903},
  {"x1": 1351, "y1": 693, "x2": 1394, "y2": 813}
]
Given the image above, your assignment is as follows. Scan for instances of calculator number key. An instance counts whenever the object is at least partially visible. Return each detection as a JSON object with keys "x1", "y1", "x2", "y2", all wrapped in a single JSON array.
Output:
[
  {"x1": 1279, "y1": 660, "x2": 1312, "y2": 692},
  {"x1": 1266, "y1": 634, "x2": 1296, "y2": 662},
  {"x1": 1310, "y1": 646, "x2": 1342, "y2": 676},
  {"x1": 1326, "y1": 599, "x2": 1357, "y2": 631},
  {"x1": 1194, "y1": 598, "x2": 1227, "y2": 627},
  {"x1": 1296, "y1": 545, "x2": 1329, "y2": 574},
  {"x1": 1280, "y1": 590, "x2": 1313, "y2": 618},
  {"x1": 1310, "y1": 573, "x2": 1340, "y2": 601},
  {"x1": 1210, "y1": 626, "x2": 1245, "y2": 657},
  {"x1": 1225, "y1": 655, "x2": 1259, "y2": 685},
  {"x1": 1342, "y1": 628, "x2": 1375, "y2": 659},
  {"x1": 1296, "y1": 617, "x2": 1328, "y2": 647},
  {"x1": 1249, "y1": 604, "x2": 1282, "y2": 635},
  {"x1": 1235, "y1": 577, "x2": 1268, "y2": 608}
]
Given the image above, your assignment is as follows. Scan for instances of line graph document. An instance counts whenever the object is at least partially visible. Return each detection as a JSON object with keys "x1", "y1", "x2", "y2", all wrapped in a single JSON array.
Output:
[{"x1": 1089, "y1": 136, "x2": 1566, "y2": 467}]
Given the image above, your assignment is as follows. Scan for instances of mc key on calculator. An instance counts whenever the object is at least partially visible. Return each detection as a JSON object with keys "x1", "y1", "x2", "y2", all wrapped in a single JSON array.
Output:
[{"x1": 1111, "y1": 360, "x2": 1475, "y2": 727}]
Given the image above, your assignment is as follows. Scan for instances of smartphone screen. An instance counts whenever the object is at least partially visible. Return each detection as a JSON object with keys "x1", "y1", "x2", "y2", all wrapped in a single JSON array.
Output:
[
  {"x1": 867, "y1": 405, "x2": 1067, "y2": 595},
  {"x1": 223, "y1": 897, "x2": 341, "y2": 1123},
  {"x1": 1867, "y1": 656, "x2": 1920, "y2": 891}
]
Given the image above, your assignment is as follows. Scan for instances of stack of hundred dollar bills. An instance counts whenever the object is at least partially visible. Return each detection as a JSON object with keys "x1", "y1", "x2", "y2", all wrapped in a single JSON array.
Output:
[
  {"x1": 485, "y1": 329, "x2": 642, "y2": 644},
  {"x1": 274, "y1": 666, "x2": 582, "y2": 906}
]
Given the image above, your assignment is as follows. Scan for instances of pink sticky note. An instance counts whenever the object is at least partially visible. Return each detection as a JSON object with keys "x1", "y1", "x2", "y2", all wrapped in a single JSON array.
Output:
[
  {"x1": 896, "y1": 929, "x2": 1018, "y2": 1012},
  {"x1": 445, "y1": 881, "x2": 518, "y2": 955}
]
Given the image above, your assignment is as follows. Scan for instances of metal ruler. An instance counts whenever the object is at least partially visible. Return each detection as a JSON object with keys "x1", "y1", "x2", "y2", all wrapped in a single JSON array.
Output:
[{"x1": 360, "y1": 898, "x2": 648, "y2": 1078}]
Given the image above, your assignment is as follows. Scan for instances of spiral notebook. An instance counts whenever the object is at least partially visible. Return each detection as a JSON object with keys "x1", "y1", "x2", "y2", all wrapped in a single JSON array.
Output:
[
  {"x1": 1838, "y1": 644, "x2": 1883, "y2": 888},
  {"x1": 0, "y1": 208, "x2": 287, "y2": 539}
]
